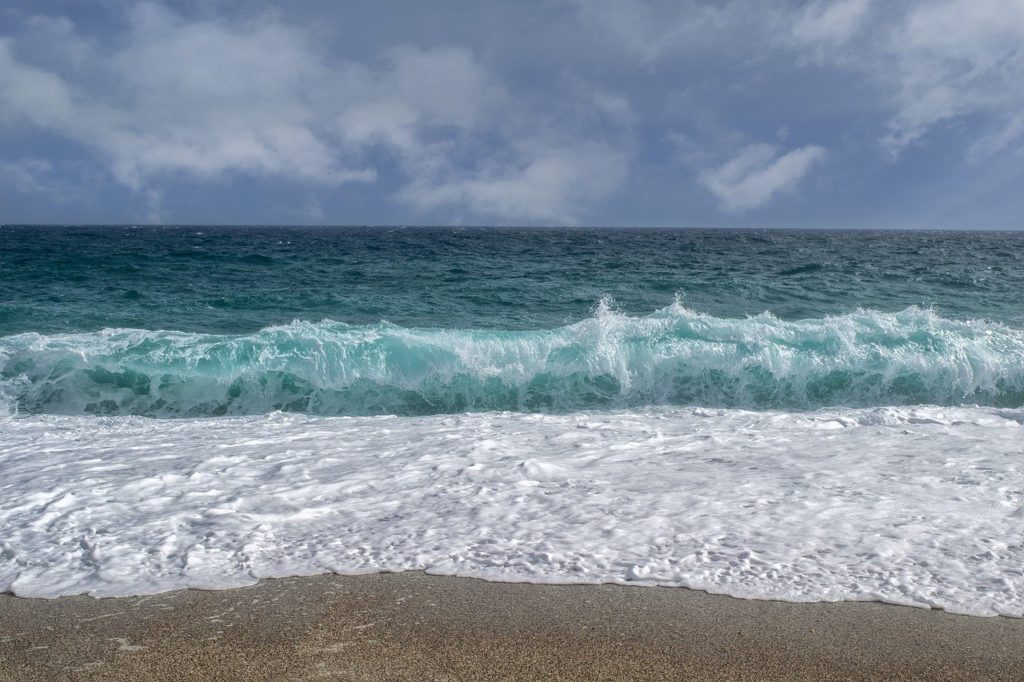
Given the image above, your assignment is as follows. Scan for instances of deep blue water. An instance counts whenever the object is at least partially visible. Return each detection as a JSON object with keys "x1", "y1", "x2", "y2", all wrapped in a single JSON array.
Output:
[{"x1": 2, "y1": 226, "x2": 1023, "y2": 416}]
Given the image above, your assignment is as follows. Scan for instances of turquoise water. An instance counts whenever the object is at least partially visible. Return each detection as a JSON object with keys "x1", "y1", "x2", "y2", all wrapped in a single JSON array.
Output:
[{"x1": 3, "y1": 226, "x2": 1023, "y2": 416}]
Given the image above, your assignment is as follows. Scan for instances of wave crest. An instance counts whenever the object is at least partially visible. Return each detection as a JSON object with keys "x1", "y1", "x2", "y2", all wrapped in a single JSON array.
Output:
[{"x1": 2, "y1": 301, "x2": 1023, "y2": 417}]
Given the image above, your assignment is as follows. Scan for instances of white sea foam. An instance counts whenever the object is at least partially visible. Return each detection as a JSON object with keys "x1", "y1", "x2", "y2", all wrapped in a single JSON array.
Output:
[
  {"x1": 1, "y1": 406, "x2": 1023, "y2": 616},
  {"x1": 4, "y1": 304, "x2": 1024, "y2": 417}
]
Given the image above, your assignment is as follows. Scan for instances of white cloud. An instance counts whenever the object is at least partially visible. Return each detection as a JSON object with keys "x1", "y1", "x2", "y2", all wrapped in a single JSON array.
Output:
[
  {"x1": 590, "y1": 91, "x2": 634, "y2": 128},
  {"x1": 0, "y1": 7, "x2": 373, "y2": 189},
  {"x1": 881, "y1": 0, "x2": 1024, "y2": 156},
  {"x1": 791, "y1": 0, "x2": 872, "y2": 46},
  {"x1": 0, "y1": 39, "x2": 77, "y2": 128},
  {"x1": 339, "y1": 99, "x2": 421, "y2": 150},
  {"x1": 699, "y1": 143, "x2": 827, "y2": 213},
  {"x1": 786, "y1": 0, "x2": 1024, "y2": 158},
  {"x1": 400, "y1": 143, "x2": 627, "y2": 224},
  {"x1": 0, "y1": 4, "x2": 629, "y2": 223},
  {"x1": 573, "y1": 1, "x2": 1024, "y2": 164},
  {"x1": 334, "y1": 46, "x2": 627, "y2": 223},
  {"x1": 337, "y1": 45, "x2": 506, "y2": 159}
]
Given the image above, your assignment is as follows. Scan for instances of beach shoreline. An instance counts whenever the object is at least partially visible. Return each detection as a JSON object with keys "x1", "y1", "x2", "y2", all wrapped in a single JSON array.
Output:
[{"x1": 3, "y1": 571, "x2": 1023, "y2": 681}]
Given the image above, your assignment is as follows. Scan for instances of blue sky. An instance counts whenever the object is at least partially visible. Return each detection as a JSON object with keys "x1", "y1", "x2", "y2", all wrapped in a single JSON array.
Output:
[{"x1": 1, "y1": 0, "x2": 1023, "y2": 228}]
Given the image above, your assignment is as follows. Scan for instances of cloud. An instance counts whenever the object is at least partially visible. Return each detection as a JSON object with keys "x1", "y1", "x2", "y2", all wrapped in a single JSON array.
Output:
[
  {"x1": 589, "y1": 90, "x2": 634, "y2": 128},
  {"x1": 400, "y1": 142, "x2": 627, "y2": 224},
  {"x1": 0, "y1": 3, "x2": 629, "y2": 223},
  {"x1": 335, "y1": 46, "x2": 628, "y2": 223},
  {"x1": 7, "y1": 1, "x2": 1017, "y2": 226},
  {"x1": 0, "y1": 39, "x2": 77, "y2": 129},
  {"x1": 969, "y1": 114, "x2": 1024, "y2": 162},
  {"x1": 337, "y1": 45, "x2": 506, "y2": 161},
  {"x1": 791, "y1": 0, "x2": 872, "y2": 46},
  {"x1": 568, "y1": 0, "x2": 767, "y2": 62},
  {"x1": 881, "y1": 0, "x2": 1024, "y2": 156},
  {"x1": 573, "y1": 1, "x2": 1024, "y2": 164},
  {"x1": 699, "y1": 143, "x2": 827, "y2": 213},
  {"x1": 785, "y1": 0, "x2": 1024, "y2": 158},
  {"x1": 0, "y1": 158, "x2": 55, "y2": 195},
  {"x1": 0, "y1": 157, "x2": 92, "y2": 208},
  {"x1": 0, "y1": 6, "x2": 373, "y2": 189}
]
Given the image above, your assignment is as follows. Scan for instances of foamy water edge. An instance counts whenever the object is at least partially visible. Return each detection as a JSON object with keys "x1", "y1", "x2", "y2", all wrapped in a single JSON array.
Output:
[{"x1": 2, "y1": 406, "x2": 1022, "y2": 616}]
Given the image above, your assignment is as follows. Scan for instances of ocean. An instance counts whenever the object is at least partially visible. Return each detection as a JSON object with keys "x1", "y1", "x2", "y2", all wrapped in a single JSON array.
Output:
[{"x1": 2, "y1": 226, "x2": 1023, "y2": 615}]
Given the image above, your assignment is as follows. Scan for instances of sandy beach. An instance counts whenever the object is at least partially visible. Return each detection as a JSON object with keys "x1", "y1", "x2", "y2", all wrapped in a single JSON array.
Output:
[{"x1": 2, "y1": 572, "x2": 1023, "y2": 681}]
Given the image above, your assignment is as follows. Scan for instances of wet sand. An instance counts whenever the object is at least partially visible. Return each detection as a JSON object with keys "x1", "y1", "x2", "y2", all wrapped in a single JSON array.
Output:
[{"x1": 2, "y1": 571, "x2": 1023, "y2": 681}]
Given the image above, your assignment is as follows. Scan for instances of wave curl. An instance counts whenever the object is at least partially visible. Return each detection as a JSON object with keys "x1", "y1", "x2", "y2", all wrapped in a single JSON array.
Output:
[{"x1": 2, "y1": 301, "x2": 1023, "y2": 417}]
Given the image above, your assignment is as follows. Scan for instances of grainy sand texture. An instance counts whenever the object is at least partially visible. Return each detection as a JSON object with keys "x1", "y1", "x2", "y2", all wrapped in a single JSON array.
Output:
[{"x1": 2, "y1": 572, "x2": 1023, "y2": 681}]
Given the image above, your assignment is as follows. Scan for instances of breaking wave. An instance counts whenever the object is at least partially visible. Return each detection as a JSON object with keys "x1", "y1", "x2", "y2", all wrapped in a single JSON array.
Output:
[{"x1": 2, "y1": 301, "x2": 1023, "y2": 417}]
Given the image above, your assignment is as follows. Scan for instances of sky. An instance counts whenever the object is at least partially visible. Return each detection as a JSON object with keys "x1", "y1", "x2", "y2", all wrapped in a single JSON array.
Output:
[{"x1": 1, "y1": 0, "x2": 1023, "y2": 228}]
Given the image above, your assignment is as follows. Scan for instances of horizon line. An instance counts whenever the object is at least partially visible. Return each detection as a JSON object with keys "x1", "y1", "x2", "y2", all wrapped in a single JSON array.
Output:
[{"x1": 3, "y1": 223, "x2": 1023, "y2": 232}]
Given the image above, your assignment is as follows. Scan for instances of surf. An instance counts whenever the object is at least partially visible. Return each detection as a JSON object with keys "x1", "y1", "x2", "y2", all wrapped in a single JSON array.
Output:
[{"x1": 2, "y1": 300, "x2": 1023, "y2": 417}]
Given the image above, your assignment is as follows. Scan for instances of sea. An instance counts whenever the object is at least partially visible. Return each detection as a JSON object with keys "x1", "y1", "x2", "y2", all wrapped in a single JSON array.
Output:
[{"x1": 1, "y1": 226, "x2": 1023, "y2": 616}]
